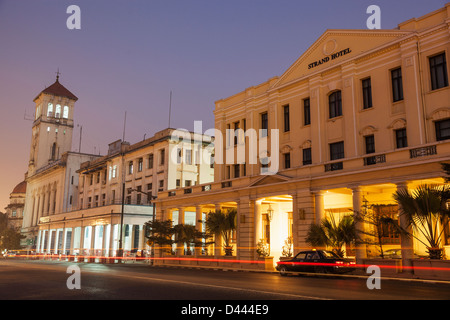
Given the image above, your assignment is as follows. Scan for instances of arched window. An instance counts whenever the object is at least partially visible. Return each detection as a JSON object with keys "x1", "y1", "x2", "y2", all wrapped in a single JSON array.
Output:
[
  {"x1": 63, "y1": 106, "x2": 69, "y2": 119},
  {"x1": 329, "y1": 90, "x2": 342, "y2": 118},
  {"x1": 55, "y1": 104, "x2": 61, "y2": 118},
  {"x1": 51, "y1": 142, "x2": 57, "y2": 160},
  {"x1": 47, "y1": 103, "x2": 53, "y2": 117}
]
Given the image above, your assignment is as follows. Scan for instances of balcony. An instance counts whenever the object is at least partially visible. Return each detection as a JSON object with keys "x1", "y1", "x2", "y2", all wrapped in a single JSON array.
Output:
[
  {"x1": 410, "y1": 145, "x2": 437, "y2": 159},
  {"x1": 364, "y1": 154, "x2": 386, "y2": 166},
  {"x1": 324, "y1": 162, "x2": 343, "y2": 172}
]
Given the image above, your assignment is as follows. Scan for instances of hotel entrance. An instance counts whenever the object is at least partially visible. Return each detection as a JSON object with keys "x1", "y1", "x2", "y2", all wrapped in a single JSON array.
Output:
[{"x1": 255, "y1": 195, "x2": 293, "y2": 264}]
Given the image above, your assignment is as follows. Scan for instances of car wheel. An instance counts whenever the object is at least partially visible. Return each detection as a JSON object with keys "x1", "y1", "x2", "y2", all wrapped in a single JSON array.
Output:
[{"x1": 279, "y1": 266, "x2": 288, "y2": 276}]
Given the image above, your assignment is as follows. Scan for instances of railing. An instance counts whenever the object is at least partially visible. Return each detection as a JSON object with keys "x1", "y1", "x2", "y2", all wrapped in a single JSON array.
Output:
[
  {"x1": 364, "y1": 154, "x2": 386, "y2": 166},
  {"x1": 324, "y1": 162, "x2": 343, "y2": 172},
  {"x1": 409, "y1": 145, "x2": 437, "y2": 159}
]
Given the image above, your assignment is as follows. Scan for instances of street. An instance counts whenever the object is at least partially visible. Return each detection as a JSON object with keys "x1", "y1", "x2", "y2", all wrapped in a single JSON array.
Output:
[{"x1": 1, "y1": 259, "x2": 449, "y2": 302}]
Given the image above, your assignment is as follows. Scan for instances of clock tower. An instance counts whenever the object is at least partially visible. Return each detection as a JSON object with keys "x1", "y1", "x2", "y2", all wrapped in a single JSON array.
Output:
[{"x1": 28, "y1": 74, "x2": 78, "y2": 176}]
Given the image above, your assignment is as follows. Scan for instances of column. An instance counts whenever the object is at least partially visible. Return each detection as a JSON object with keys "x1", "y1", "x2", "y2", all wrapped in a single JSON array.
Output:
[
  {"x1": 49, "y1": 186, "x2": 56, "y2": 215},
  {"x1": 102, "y1": 225, "x2": 108, "y2": 258},
  {"x1": 238, "y1": 198, "x2": 255, "y2": 261},
  {"x1": 90, "y1": 226, "x2": 96, "y2": 262},
  {"x1": 254, "y1": 200, "x2": 263, "y2": 244},
  {"x1": 109, "y1": 223, "x2": 115, "y2": 258},
  {"x1": 314, "y1": 191, "x2": 325, "y2": 224},
  {"x1": 177, "y1": 208, "x2": 185, "y2": 255},
  {"x1": 214, "y1": 204, "x2": 223, "y2": 256},
  {"x1": 397, "y1": 182, "x2": 414, "y2": 272},
  {"x1": 195, "y1": 206, "x2": 203, "y2": 256},
  {"x1": 70, "y1": 228, "x2": 75, "y2": 256},
  {"x1": 79, "y1": 226, "x2": 85, "y2": 260},
  {"x1": 352, "y1": 186, "x2": 366, "y2": 262}
]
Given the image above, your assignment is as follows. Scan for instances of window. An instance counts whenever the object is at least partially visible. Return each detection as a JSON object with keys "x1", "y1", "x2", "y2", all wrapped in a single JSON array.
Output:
[
  {"x1": 303, "y1": 148, "x2": 312, "y2": 165},
  {"x1": 47, "y1": 103, "x2": 53, "y2": 117},
  {"x1": 185, "y1": 149, "x2": 192, "y2": 165},
  {"x1": 128, "y1": 161, "x2": 133, "y2": 174},
  {"x1": 284, "y1": 152, "x2": 291, "y2": 169},
  {"x1": 365, "y1": 135, "x2": 375, "y2": 154},
  {"x1": 234, "y1": 121, "x2": 240, "y2": 145},
  {"x1": 261, "y1": 112, "x2": 268, "y2": 137},
  {"x1": 435, "y1": 119, "x2": 450, "y2": 141},
  {"x1": 63, "y1": 106, "x2": 69, "y2": 119},
  {"x1": 55, "y1": 104, "x2": 61, "y2": 118},
  {"x1": 330, "y1": 141, "x2": 345, "y2": 160},
  {"x1": 430, "y1": 53, "x2": 449, "y2": 90},
  {"x1": 395, "y1": 128, "x2": 408, "y2": 148},
  {"x1": 176, "y1": 179, "x2": 181, "y2": 188},
  {"x1": 303, "y1": 98, "x2": 311, "y2": 126},
  {"x1": 138, "y1": 158, "x2": 143, "y2": 172},
  {"x1": 160, "y1": 149, "x2": 165, "y2": 165},
  {"x1": 177, "y1": 148, "x2": 182, "y2": 164},
  {"x1": 185, "y1": 180, "x2": 191, "y2": 187},
  {"x1": 233, "y1": 164, "x2": 240, "y2": 178},
  {"x1": 148, "y1": 154, "x2": 154, "y2": 169},
  {"x1": 362, "y1": 78, "x2": 373, "y2": 109},
  {"x1": 391, "y1": 68, "x2": 404, "y2": 102},
  {"x1": 329, "y1": 91, "x2": 342, "y2": 118},
  {"x1": 283, "y1": 105, "x2": 290, "y2": 132}
]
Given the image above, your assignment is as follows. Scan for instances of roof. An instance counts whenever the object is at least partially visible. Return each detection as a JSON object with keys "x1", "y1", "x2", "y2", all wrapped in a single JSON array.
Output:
[
  {"x1": 34, "y1": 77, "x2": 78, "y2": 101},
  {"x1": 12, "y1": 181, "x2": 27, "y2": 194}
]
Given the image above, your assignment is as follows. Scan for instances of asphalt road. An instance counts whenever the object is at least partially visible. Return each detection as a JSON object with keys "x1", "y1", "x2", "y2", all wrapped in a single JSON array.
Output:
[{"x1": 0, "y1": 259, "x2": 448, "y2": 316}]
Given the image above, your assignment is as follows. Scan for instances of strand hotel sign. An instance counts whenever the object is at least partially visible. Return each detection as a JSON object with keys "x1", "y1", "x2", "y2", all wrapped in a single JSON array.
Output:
[{"x1": 308, "y1": 44, "x2": 352, "y2": 70}]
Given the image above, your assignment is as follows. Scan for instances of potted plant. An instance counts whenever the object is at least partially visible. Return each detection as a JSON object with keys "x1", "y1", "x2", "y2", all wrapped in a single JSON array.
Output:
[
  {"x1": 306, "y1": 215, "x2": 356, "y2": 258},
  {"x1": 204, "y1": 208, "x2": 237, "y2": 256},
  {"x1": 394, "y1": 184, "x2": 450, "y2": 259}
]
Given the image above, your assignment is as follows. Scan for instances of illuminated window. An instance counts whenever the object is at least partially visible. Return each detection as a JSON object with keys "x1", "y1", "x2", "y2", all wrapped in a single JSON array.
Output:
[
  {"x1": 63, "y1": 106, "x2": 69, "y2": 119},
  {"x1": 55, "y1": 104, "x2": 61, "y2": 118},
  {"x1": 47, "y1": 103, "x2": 53, "y2": 117}
]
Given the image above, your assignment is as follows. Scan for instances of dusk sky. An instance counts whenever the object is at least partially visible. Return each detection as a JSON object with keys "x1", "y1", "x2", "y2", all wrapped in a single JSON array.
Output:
[{"x1": 0, "y1": 0, "x2": 447, "y2": 210}]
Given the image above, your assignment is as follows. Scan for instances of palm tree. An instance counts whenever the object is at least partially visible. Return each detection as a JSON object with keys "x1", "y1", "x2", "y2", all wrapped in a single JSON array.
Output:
[
  {"x1": 393, "y1": 184, "x2": 450, "y2": 259},
  {"x1": 204, "y1": 208, "x2": 237, "y2": 256},
  {"x1": 306, "y1": 215, "x2": 356, "y2": 258},
  {"x1": 354, "y1": 204, "x2": 407, "y2": 259}
]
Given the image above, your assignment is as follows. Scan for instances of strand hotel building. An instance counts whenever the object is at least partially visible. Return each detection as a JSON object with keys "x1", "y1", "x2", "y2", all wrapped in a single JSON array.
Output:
[{"x1": 154, "y1": 4, "x2": 450, "y2": 271}]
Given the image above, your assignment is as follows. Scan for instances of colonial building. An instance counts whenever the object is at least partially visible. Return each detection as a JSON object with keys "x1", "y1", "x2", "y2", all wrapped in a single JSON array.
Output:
[
  {"x1": 20, "y1": 74, "x2": 215, "y2": 259},
  {"x1": 155, "y1": 4, "x2": 450, "y2": 269},
  {"x1": 4, "y1": 180, "x2": 27, "y2": 231},
  {"x1": 33, "y1": 128, "x2": 214, "y2": 259},
  {"x1": 21, "y1": 75, "x2": 100, "y2": 249}
]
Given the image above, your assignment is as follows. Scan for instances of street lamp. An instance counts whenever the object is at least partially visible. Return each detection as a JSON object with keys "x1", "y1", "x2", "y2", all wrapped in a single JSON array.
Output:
[{"x1": 266, "y1": 204, "x2": 274, "y2": 222}]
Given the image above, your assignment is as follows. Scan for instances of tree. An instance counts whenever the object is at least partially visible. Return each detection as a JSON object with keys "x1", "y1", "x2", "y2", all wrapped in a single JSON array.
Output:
[
  {"x1": 393, "y1": 184, "x2": 450, "y2": 259},
  {"x1": 354, "y1": 204, "x2": 407, "y2": 258},
  {"x1": 144, "y1": 219, "x2": 175, "y2": 255},
  {"x1": 306, "y1": 215, "x2": 356, "y2": 258},
  {"x1": 0, "y1": 213, "x2": 24, "y2": 252},
  {"x1": 173, "y1": 224, "x2": 213, "y2": 255},
  {"x1": 204, "y1": 208, "x2": 237, "y2": 256}
]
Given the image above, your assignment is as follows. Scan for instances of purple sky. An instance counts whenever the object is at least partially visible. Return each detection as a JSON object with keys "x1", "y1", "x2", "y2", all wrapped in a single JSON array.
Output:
[{"x1": 0, "y1": 0, "x2": 447, "y2": 210}]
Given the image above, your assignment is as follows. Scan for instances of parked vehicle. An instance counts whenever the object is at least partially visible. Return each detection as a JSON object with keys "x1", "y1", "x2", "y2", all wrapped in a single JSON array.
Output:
[
  {"x1": 276, "y1": 250, "x2": 355, "y2": 276},
  {"x1": 3, "y1": 250, "x2": 20, "y2": 258}
]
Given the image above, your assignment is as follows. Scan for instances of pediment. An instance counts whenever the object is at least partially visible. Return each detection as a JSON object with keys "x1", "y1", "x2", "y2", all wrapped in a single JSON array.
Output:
[
  {"x1": 249, "y1": 173, "x2": 292, "y2": 187},
  {"x1": 271, "y1": 29, "x2": 412, "y2": 89}
]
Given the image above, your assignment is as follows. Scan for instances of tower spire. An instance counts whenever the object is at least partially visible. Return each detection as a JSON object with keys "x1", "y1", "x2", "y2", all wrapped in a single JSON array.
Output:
[{"x1": 56, "y1": 68, "x2": 61, "y2": 82}]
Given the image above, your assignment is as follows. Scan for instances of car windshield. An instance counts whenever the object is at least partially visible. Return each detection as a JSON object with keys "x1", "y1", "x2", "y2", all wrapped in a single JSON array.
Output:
[{"x1": 321, "y1": 251, "x2": 340, "y2": 259}]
